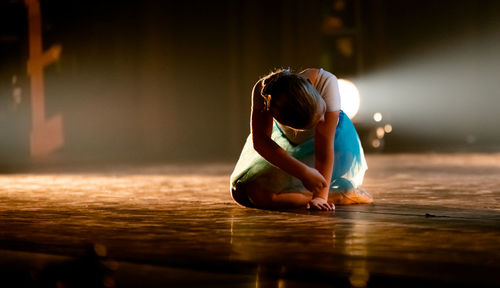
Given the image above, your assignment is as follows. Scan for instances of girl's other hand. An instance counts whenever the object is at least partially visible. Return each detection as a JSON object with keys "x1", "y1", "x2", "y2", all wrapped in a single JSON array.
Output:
[
  {"x1": 307, "y1": 197, "x2": 335, "y2": 211},
  {"x1": 301, "y1": 167, "x2": 328, "y2": 194}
]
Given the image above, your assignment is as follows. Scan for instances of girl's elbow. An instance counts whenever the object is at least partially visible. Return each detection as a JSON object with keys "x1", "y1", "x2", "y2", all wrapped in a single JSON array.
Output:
[
  {"x1": 252, "y1": 134, "x2": 269, "y2": 155},
  {"x1": 252, "y1": 135, "x2": 264, "y2": 152}
]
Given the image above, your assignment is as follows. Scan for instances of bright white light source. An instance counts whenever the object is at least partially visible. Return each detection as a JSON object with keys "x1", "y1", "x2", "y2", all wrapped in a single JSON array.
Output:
[
  {"x1": 384, "y1": 124, "x2": 393, "y2": 133},
  {"x1": 373, "y1": 112, "x2": 383, "y2": 122},
  {"x1": 338, "y1": 79, "x2": 360, "y2": 119}
]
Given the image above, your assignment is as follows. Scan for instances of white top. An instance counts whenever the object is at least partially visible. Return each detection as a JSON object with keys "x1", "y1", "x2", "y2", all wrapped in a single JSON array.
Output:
[
  {"x1": 316, "y1": 68, "x2": 341, "y2": 112},
  {"x1": 277, "y1": 68, "x2": 341, "y2": 144}
]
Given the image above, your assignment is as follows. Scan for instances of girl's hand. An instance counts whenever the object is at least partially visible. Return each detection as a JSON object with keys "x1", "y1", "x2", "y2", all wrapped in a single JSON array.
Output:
[
  {"x1": 307, "y1": 197, "x2": 335, "y2": 211},
  {"x1": 301, "y1": 166, "x2": 328, "y2": 195}
]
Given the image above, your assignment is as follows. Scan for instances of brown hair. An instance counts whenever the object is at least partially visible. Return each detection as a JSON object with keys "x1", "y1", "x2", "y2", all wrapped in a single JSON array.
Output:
[{"x1": 260, "y1": 69, "x2": 322, "y2": 129}]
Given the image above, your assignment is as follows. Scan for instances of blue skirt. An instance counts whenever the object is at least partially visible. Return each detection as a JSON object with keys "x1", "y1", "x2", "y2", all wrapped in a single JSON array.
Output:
[{"x1": 230, "y1": 110, "x2": 367, "y2": 203}]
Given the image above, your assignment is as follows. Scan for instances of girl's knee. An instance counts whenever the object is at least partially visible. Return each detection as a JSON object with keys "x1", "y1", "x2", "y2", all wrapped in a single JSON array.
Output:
[
  {"x1": 246, "y1": 184, "x2": 276, "y2": 208},
  {"x1": 231, "y1": 186, "x2": 255, "y2": 208}
]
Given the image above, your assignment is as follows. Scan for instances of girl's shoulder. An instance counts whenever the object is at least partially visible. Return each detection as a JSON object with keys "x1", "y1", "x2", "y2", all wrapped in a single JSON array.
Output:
[
  {"x1": 298, "y1": 68, "x2": 321, "y2": 85},
  {"x1": 314, "y1": 69, "x2": 341, "y2": 112},
  {"x1": 316, "y1": 68, "x2": 337, "y2": 82},
  {"x1": 298, "y1": 68, "x2": 338, "y2": 86}
]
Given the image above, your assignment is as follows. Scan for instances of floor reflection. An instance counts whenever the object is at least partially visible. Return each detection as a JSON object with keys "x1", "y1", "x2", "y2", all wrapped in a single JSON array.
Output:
[
  {"x1": 0, "y1": 155, "x2": 499, "y2": 287},
  {"x1": 22, "y1": 244, "x2": 116, "y2": 288},
  {"x1": 228, "y1": 207, "x2": 372, "y2": 287}
]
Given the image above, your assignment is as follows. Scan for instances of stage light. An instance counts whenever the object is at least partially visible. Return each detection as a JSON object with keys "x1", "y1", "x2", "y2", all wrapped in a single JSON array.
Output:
[
  {"x1": 373, "y1": 112, "x2": 382, "y2": 122},
  {"x1": 376, "y1": 127, "x2": 385, "y2": 139},
  {"x1": 384, "y1": 124, "x2": 392, "y2": 133},
  {"x1": 338, "y1": 79, "x2": 360, "y2": 119}
]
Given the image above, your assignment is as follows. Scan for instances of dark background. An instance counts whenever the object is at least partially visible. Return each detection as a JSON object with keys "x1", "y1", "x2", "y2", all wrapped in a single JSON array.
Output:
[{"x1": 1, "y1": 0, "x2": 499, "y2": 166}]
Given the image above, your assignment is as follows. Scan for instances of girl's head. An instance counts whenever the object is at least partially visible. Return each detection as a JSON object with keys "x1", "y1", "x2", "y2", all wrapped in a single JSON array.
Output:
[{"x1": 261, "y1": 69, "x2": 325, "y2": 129}]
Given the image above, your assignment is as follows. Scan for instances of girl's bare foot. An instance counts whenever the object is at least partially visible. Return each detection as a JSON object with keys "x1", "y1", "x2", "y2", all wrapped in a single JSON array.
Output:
[{"x1": 329, "y1": 188, "x2": 373, "y2": 205}]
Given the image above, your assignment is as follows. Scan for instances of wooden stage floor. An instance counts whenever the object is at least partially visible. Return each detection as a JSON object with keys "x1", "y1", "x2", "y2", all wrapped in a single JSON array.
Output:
[{"x1": 0, "y1": 154, "x2": 498, "y2": 287}]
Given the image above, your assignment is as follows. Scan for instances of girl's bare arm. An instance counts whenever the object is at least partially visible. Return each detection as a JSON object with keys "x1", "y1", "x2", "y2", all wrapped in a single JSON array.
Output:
[
  {"x1": 250, "y1": 80, "x2": 327, "y2": 192},
  {"x1": 314, "y1": 110, "x2": 340, "y2": 200}
]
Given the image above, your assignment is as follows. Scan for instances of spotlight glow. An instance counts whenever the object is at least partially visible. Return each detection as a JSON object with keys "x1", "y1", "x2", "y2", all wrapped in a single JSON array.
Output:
[
  {"x1": 384, "y1": 124, "x2": 393, "y2": 133},
  {"x1": 338, "y1": 79, "x2": 360, "y2": 119},
  {"x1": 376, "y1": 127, "x2": 385, "y2": 139},
  {"x1": 373, "y1": 112, "x2": 383, "y2": 122}
]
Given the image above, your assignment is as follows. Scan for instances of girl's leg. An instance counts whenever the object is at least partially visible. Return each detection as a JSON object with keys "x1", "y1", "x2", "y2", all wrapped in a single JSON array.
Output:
[
  {"x1": 231, "y1": 185, "x2": 255, "y2": 208},
  {"x1": 245, "y1": 182, "x2": 372, "y2": 209},
  {"x1": 246, "y1": 181, "x2": 313, "y2": 209},
  {"x1": 328, "y1": 188, "x2": 373, "y2": 205}
]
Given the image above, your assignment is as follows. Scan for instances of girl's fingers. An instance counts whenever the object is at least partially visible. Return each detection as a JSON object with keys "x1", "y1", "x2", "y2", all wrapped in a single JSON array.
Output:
[
  {"x1": 309, "y1": 200, "x2": 335, "y2": 211},
  {"x1": 315, "y1": 203, "x2": 325, "y2": 210},
  {"x1": 309, "y1": 199, "x2": 334, "y2": 211}
]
